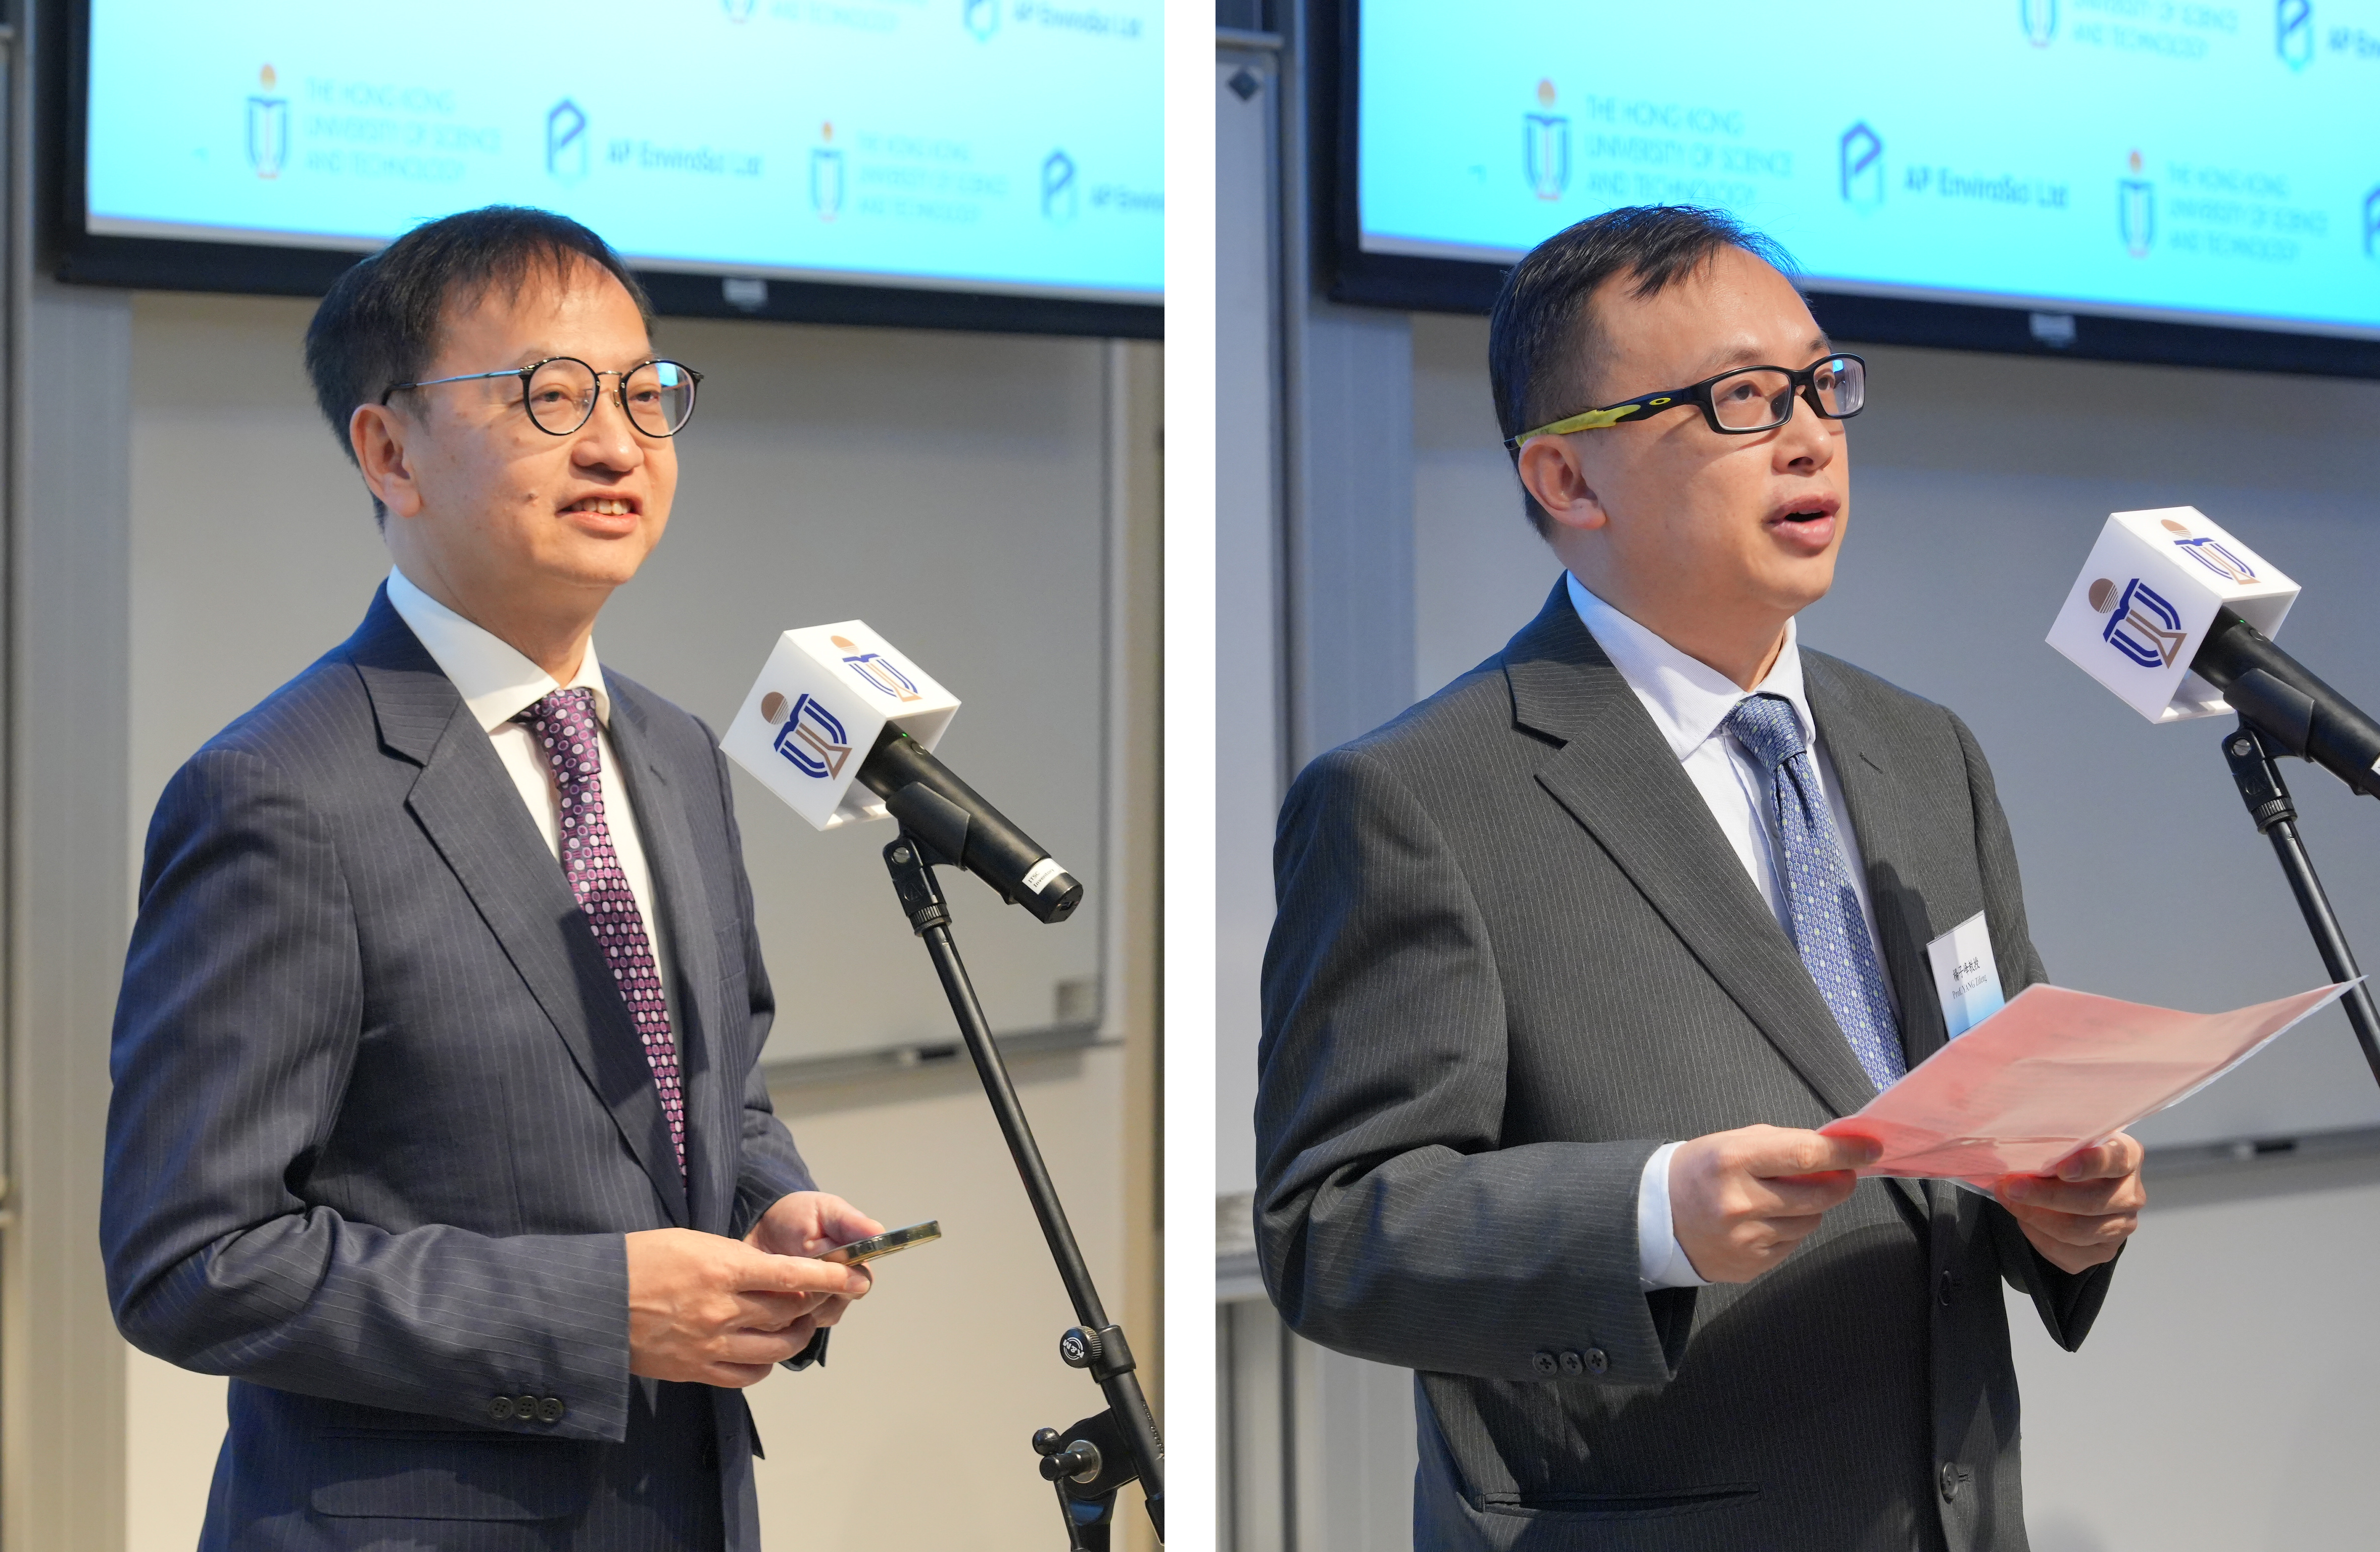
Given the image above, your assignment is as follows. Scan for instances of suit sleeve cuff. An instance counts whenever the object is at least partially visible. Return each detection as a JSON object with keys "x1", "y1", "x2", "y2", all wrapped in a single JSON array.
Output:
[{"x1": 1636, "y1": 1141, "x2": 1712, "y2": 1290}]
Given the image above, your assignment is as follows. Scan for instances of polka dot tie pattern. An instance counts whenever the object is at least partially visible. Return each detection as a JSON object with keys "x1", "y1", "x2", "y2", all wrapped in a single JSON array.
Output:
[
  {"x1": 518, "y1": 688, "x2": 686, "y2": 1179},
  {"x1": 1724, "y1": 693, "x2": 1908, "y2": 1092}
]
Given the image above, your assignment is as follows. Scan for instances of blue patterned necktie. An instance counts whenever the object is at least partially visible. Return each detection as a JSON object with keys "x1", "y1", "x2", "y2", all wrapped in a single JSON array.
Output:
[{"x1": 1724, "y1": 693, "x2": 1907, "y2": 1091}]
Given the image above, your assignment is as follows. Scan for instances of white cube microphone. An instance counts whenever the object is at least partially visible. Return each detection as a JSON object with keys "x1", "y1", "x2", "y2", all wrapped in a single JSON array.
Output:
[
  {"x1": 2046, "y1": 506, "x2": 2298, "y2": 723},
  {"x1": 719, "y1": 622, "x2": 960, "y2": 831},
  {"x1": 720, "y1": 622, "x2": 1084, "y2": 922}
]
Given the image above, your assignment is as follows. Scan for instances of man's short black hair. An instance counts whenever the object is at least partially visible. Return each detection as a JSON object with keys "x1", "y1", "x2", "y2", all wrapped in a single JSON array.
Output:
[
  {"x1": 1487, "y1": 205, "x2": 1794, "y2": 537},
  {"x1": 304, "y1": 205, "x2": 654, "y2": 526}
]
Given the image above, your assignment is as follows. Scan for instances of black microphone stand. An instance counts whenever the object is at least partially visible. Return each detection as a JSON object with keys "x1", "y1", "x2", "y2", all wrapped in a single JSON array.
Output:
[
  {"x1": 2218, "y1": 718, "x2": 2380, "y2": 1089},
  {"x1": 880, "y1": 831, "x2": 1165, "y2": 1548}
]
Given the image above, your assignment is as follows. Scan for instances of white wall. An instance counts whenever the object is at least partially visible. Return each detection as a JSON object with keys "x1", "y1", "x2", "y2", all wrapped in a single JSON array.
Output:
[
  {"x1": 1407, "y1": 309, "x2": 2380, "y2": 1549},
  {"x1": 117, "y1": 292, "x2": 1157, "y2": 1550}
]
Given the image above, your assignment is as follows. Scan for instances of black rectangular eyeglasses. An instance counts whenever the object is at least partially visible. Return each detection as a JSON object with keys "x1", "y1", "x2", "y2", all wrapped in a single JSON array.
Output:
[{"x1": 1504, "y1": 353, "x2": 1866, "y2": 448}]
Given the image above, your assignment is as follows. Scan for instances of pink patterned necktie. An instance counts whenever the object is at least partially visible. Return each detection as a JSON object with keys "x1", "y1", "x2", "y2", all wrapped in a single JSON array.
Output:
[{"x1": 517, "y1": 687, "x2": 686, "y2": 1180}]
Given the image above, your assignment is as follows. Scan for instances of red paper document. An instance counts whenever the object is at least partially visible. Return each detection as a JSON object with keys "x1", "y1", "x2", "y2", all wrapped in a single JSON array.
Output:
[{"x1": 1818, "y1": 981, "x2": 2354, "y2": 1183}]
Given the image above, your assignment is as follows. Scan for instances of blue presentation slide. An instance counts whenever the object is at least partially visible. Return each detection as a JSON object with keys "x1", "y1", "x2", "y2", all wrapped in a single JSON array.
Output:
[
  {"x1": 86, "y1": 0, "x2": 1162, "y2": 301},
  {"x1": 1358, "y1": 1, "x2": 2380, "y2": 335}
]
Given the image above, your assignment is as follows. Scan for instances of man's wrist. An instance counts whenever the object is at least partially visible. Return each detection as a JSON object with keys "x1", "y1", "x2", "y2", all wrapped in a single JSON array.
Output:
[{"x1": 1636, "y1": 1141, "x2": 1711, "y2": 1290}]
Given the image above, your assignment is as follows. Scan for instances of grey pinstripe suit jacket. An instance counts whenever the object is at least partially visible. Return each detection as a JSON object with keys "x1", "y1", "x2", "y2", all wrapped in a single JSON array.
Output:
[
  {"x1": 104, "y1": 587, "x2": 820, "y2": 1551},
  {"x1": 1257, "y1": 581, "x2": 2117, "y2": 1552}
]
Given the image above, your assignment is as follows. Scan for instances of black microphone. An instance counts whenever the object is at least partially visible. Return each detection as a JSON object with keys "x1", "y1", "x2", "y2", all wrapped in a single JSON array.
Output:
[
  {"x1": 2191, "y1": 609, "x2": 2380, "y2": 801},
  {"x1": 856, "y1": 724, "x2": 1085, "y2": 924}
]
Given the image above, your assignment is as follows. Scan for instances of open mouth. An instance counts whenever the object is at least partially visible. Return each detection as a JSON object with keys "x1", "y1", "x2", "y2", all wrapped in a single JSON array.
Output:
[
  {"x1": 562, "y1": 496, "x2": 638, "y2": 517},
  {"x1": 1771, "y1": 497, "x2": 1839, "y2": 528}
]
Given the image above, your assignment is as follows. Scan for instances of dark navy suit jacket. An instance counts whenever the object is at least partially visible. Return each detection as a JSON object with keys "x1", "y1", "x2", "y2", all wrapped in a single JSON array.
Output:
[{"x1": 103, "y1": 588, "x2": 820, "y2": 1550}]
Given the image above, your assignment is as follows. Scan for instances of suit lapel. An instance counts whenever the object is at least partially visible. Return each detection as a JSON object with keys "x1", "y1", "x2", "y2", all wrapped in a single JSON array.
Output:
[
  {"x1": 1803, "y1": 658, "x2": 1955, "y2": 1074},
  {"x1": 1506, "y1": 588, "x2": 1885, "y2": 1125},
  {"x1": 348, "y1": 591, "x2": 692, "y2": 1227},
  {"x1": 605, "y1": 679, "x2": 733, "y2": 1237}
]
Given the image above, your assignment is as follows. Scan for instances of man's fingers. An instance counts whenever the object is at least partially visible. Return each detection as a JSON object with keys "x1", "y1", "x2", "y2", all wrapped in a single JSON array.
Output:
[
  {"x1": 731, "y1": 1247, "x2": 872, "y2": 1298},
  {"x1": 2000, "y1": 1200, "x2": 2135, "y2": 1249},
  {"x1": 1998, "y1": 1172, "x2": 2145, "y2": 1217},
  {"x1": 2055, "y1": 1133, "x2": 2143, "y2": 1182},
  {"x1": 1742, "y1": 1129, "x2": 1880, "y2": 1180}
]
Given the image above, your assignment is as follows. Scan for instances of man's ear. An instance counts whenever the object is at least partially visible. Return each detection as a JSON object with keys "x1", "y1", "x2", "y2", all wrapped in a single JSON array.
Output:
[
  {"x1": 351, "y1": 403, "x2": 424, "y2": 521},
  {"x1": 1516, "y1": 437, "x2": 1609, "y2": 535}
]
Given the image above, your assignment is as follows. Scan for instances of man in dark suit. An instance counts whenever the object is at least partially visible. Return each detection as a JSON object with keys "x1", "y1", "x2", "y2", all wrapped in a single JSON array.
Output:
[
  {"x1": 102, "y1": 207, "x2": 879, "y2": 1550},
  {"x1": 1256, "y1": 207, "x2": 2146, "y2": 1550}
]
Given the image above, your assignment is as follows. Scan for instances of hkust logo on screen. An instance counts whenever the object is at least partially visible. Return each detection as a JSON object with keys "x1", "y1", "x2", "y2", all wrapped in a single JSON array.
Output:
[
  {"x1": 1525, "y1": 80, "x2": 1569, "y2": 202},
  {"x1": 2021, "y1": 0, "x2": 2059, "y2": 45},
  {"x1": 2119, "y1": 151, "x2": 2154, "y2": 257},
  {"x1": 964, "y1": 0, "x2": 999, "y2": 40},
  {"x1": 762, "y1": 692, "x2": 852, "y2": 780},
  {"x1": 247, "y1": 65, "x2": 288, "y2": 180},
  {"x1": 811, "y1": 123, "x2": 844, "y2": 222}
]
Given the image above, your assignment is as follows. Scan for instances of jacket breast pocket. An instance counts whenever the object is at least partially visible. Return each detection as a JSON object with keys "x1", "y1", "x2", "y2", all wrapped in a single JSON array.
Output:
[{"x1": 308, "y1": 1431, "x2": 594, "y2": 1522}]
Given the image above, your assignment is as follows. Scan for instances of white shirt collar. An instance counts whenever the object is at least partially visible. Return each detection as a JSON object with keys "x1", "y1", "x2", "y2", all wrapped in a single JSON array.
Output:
[
  {"x1": 384, "y1": 566, "x2": 611, "y2": 734},
  {"x1": 1565, "y1": 571, "x2": 1815, "y2": 762}
]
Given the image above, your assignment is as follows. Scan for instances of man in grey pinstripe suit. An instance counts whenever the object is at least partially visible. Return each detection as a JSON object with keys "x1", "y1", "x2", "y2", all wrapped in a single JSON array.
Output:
[
  {"x1": 103, "y1": 208, "x2": 877, "y2": 1550},
  {"x1": 1257, "y1": 208, "x2": 2147, "y2": 1549}
]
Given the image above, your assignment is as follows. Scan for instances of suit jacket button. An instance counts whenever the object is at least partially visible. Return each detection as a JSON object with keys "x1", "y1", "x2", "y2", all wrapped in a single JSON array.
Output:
[
  {"x1": 514, "y1": 1394, "x2": 539, "y2": 1420},
  {"x1": 1531, "y1": 1351, "x2": 1558, "y2": 1376},
  {"x1": 1558, "y1": 1350, "x2": 1584, "y2": 1376},
  {"x1": 1939, "y1": 1269, "x2": 1959, "y2": 1307},
  {"x1": 537, "y1": 1397, "x2": 565, "y2": 1424},
  {"x1": 1939, "y1": 1462, "x2": 1960, "y2": 1501},
  {"x1": 489, "y1": 1396, "x2": 515, "y2": 1421},
  {"x1": 1585, "y1": 1348, "x2": 1609, "y2": 1376}
]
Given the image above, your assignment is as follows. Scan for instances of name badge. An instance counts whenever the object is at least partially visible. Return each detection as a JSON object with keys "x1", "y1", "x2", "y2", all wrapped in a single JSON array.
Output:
[{"x1": 1926, "y1": 911, "x2": 2005, "y2": 1039}]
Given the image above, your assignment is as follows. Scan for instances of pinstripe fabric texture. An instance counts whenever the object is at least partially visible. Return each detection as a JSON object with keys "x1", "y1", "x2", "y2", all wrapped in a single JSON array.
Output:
[
  {"x1": 104, "y1": 587, "x2": 821, "y2": 1551},
  {"x1": 1257, "y1": 580, "x2": 2116, "y2": 1552}
]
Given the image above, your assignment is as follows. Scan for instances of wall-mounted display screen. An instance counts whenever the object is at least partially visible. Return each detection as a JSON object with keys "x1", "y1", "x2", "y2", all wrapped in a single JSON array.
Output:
[
  {"x1": 80, "y1": 0, "x2": 1163, "y2": 305},
  {"x1": 1352, "y1": 1, "x2": 2378, "y2": 343}
]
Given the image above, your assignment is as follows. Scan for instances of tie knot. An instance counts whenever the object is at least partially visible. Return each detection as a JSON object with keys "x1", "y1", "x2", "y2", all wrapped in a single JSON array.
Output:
[
  {"x1": 1725, "y1": 693, "x2": 1807, "y2": 771},
  {"x1": 518, "y1": 687, "x2": 603, "y2": 782}
]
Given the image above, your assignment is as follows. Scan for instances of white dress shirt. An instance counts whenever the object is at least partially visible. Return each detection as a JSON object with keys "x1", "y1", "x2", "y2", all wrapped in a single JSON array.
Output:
[
  {"x1": 1565, "y1": 574, "x2": 1892, "y2": 1290},
  {"x1": 385, "y1": 568, "x2": 676, "y2": 1027}
]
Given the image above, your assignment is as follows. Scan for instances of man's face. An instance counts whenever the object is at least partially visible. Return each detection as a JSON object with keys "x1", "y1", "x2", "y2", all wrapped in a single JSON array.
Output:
[
  {"x1": 366, "y1": 259, "x2": 674, "y2": 611},
  {"x1": 1530, "y1": 245, "x2": 1849, "y2": 635}
]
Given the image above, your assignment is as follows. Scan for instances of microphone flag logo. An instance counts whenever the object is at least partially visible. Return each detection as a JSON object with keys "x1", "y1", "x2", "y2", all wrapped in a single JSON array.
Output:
[
  {"x1": 770, "y1": 693, "x2": 852, "y2": 780},
  {"x1": 835, "y1": 634, "x2": 924, "y2": 702},
  {"x1": 247, "y1": 66, "x2": 288, "y2": 180},
  {"x1": 721, "y1": 621, "x2": 963, "y2": 833},
  {"x1": 2047, "y1": 508, "x2": 2300, "y2": 725},
  {"x1": 1839, "y1": 123, "x2": 1884, "y2": 210},
  {"x1": 2092, "y1": 576, "x2": 2188, "y2": 668}
]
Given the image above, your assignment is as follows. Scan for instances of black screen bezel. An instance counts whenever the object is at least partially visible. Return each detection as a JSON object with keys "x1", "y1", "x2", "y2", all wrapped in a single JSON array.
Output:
[
  {"x1": 50, "y1": 0, "x2": 1162, "y2": 341},
  {"x1": 1314, "y1": 0, "x2": 2380, "y2": 378}
]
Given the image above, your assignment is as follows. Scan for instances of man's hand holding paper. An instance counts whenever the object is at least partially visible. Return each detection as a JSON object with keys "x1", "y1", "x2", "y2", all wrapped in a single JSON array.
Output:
[{"x1": 1801, "y1": 978, "x2": 2354, "y2": 1274}]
